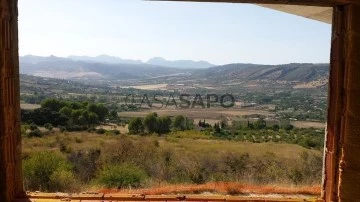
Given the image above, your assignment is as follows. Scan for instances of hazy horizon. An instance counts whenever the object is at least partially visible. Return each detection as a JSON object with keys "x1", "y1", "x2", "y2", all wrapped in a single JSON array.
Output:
[{"x1": 20, "y1": 54, "x2": 332, "y2": 67}]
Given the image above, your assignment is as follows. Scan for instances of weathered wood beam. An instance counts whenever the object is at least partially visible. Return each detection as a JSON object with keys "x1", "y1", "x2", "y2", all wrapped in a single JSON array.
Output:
[
  {"x1": 323, "y1": 3, "x2": 360, "y2": 201},
  {"x1": 152, "y1": 0, "x2": 358, "y2": 7},
  {"x1": 322, "y1": 5, "x2": 345, "y2": 201},
  {"x1": 335, "y1": 3, "x2": 360, "y2": 201},
  {"x1": 0, "y1": 0, "x2": 23, "y2": 201}
]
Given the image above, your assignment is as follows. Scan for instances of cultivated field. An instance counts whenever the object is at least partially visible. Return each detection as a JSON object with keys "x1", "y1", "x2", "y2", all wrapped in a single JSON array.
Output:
[
  {"x1": 119, "y1": 108, "x2": 325, "y2": 129},
  {"x1": 119, "y1": 108, "x2": 274, "y2": 120},
  {"x1": 20, "y1": 104, "x2": 41, "y2": 110},
  {"x1": 291, "y1": 121, "x2": 326, "y2": 129}
]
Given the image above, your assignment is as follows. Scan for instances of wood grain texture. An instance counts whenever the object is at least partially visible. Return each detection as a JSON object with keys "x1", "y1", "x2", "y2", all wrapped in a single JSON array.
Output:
[{"x1": 0, "y1": 0, "x2": 23, "y2": 202}]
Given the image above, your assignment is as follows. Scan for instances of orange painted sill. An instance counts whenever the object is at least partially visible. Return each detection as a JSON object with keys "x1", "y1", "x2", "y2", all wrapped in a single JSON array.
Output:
[{"x1": 14, "y1": 192, "x2": 323, "y2": 202}]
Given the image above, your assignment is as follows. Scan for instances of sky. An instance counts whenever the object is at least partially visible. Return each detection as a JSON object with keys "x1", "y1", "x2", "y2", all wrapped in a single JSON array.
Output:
[{"x1": 18, "y1": 0, "x2": 332, "y2": 65}]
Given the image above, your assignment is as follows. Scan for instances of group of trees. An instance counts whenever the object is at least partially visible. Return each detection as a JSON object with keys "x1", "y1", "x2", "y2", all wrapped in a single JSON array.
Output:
[
  {"x1": 197, "y1": 118, "x2": 323, "y2": 150},
  {"x1": 242, "y1": 92, "x2": 327, "y2": 122},
  {"x1": 128, "y1": 113, "x2": 194, "y2": 135},
  {"x1": 198, "y1": 120, "x2": 211, "y2": 128},
  {"x1": 22, "y1": 98, "x2": 111, "y2": 131}
]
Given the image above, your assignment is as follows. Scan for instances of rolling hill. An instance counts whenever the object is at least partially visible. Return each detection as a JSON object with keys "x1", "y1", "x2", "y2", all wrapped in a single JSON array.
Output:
[{"x1": 192, "y1": 63, "x2": 329, "y2": 82}]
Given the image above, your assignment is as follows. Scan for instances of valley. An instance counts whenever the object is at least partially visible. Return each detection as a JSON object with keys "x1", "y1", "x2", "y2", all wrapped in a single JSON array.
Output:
[{"x1": 19, "y1": 55, "x2": 328, "y2": 195}]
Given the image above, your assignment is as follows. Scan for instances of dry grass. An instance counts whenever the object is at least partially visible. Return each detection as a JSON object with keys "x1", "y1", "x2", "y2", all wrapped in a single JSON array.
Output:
[
  {"x1": 22, "y1": 131, "x2": 322, "y2": 160},
  {"x1": 97, "y1": 124, "x2": 129, "y2": 133},
  {"x1": 160, "y1": 137, "x2": 321, "y2": 160},
  {"x1": 23, "y1": 132, "x2": 323, "y2": 196},
  {"x1": 99, "y1": 182, "x2": 321, "y2": 196}
]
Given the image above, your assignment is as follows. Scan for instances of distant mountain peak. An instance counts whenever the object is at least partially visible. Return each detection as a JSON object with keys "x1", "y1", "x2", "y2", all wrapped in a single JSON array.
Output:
[
  {"x1": 68, "y1": 55, "x2": 143, "y2": 65},
  {"x1": 147, "y1": 57, "x2": 166, "y2": 62},
  {"x1": 146, "y1": 57, "x2": 214, "y2": 69}
]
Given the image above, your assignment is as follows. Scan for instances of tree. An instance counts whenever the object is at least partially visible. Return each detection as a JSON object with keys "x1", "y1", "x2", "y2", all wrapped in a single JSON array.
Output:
[
  {"x1": 128, "y1": 117, "x2": 144, "y2": 134},
  {"x1": 110, "y1": 110, "x2": 119, "y2": 119},
  {"x1": 220, "y1": 118, "x2": 228, "y2": 129},
  {"x1": 280, "y1": 120, "x2": 294, "y2": 130},
  {"x1": 272, "y1": 124, "x2": 280, "y2": 131},
  {"x1": 88, "y1": 112, "x2": 99, "y2": 126},
  {"x1": 214, "y1": 123, "x2": 221, "y2": 133},
  {"x1": 21, "y1": 108, "x2": 68, "y2": 127},
  {"x1": 158, "y1": 116, "x2": 172, "y2": 134},
  {"x1": 144, "y1": 112, "x2": 159, "y2": 134},
  {"x1": 173, "y1": 115, "x2": 186, "y2": 131},
  {"x1": 59, "y1": 106, "x2": 72, "y2": 117},
  {"x1": 70, "y1": 102, "x2": 82, "y2": 110},
  {"x1": 71, "y1": 109, "x2": 84, "y2": 124},
  {"x1": 41, "y1": 98, "x2": 67, "y2": 112},
  {"x1": 186, "y1": 118, "x2": 195, "y2": 130},
  {"x1": 255, "y1": 118, "x2": 266, "y2": 129},
  {"x1": 247, "y1": 121, "x2": 254, "y2": 129},
  {"x1": 77, "y1": 115, "x2": 87, "y2": 126},
  {"x1": 87, "y1": 103, "x2": 109, "y2": 122}
]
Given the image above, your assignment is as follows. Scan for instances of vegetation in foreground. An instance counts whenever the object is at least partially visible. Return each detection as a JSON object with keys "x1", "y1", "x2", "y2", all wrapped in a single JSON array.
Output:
[
  {"x1": 20, "y1": 98, "x2": 325, "y2": 193},
  {"x1": 22, "y1": 131, "x2": 323, "y2": 193}
]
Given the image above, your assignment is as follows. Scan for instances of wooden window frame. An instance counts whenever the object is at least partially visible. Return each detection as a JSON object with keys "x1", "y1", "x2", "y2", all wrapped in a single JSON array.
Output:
[{"x1": 1, "y1": 0, "x2": 359, "y2": 201}]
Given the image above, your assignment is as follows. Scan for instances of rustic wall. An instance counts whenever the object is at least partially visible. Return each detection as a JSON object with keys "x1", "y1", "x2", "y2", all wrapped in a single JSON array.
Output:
[{"x1": 0, "y1": 0, "x2": 23, "y2": 201}]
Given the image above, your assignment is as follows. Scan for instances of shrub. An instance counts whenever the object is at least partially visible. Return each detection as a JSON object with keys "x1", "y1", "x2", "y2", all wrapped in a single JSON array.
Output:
[
  {"x1": 59, "y1": 142, "x2": 73, "y2": 153},
  {"x1": 75, "y1": 137, "x2": 83, "y2": 143},
  {"x1": 29, "y1": 123, "x2": 38, "y2": 131},
  {"x1": 288, "y1": 168, "x2": 304, "y2": 185},
  {"x1": 111, "y1": 129, "x2": 121, "y2": 135},
  {"x1": 66, "y1": 125, "x2": 87, "y2": 132},
  {"x1": 49, "y1": 169, "x2": 79, "y2": 192},
  {"x1": 44, "y1": 123, "x2": 53, "y2": 131},
  {"x1": 23, "y1": 152, "x2": 77, "y2": 192},
  {"x1": 21, "y1": 124, "x2": 30, "y2": 136},
  {"x1": 59, "y1": 126, "x2": 66, "y2": 132},
  {"x1": 27, "y1": 129, "x2": 43, "y2": 138},
  {"x1": 97, "y1": 164, "x2": 147, "y2": 188},
  {"x1": 87, "y1": 127, "x2": 96, "y2": 133},
  {"x1": 96, "y1": 128, "x2": 106, "y2": 134},
  {"x1": 68, "y1": 149, "x2": 101, "y2": 183}
]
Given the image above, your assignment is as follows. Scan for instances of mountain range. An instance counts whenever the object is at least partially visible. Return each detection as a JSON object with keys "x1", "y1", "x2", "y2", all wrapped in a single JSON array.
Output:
[
  {"x1": 22, "y1": 55, "x2": 215, "y2": 69},
  {"x1": 19, "y1": 55, "x2": 329, "y2": 84}
]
